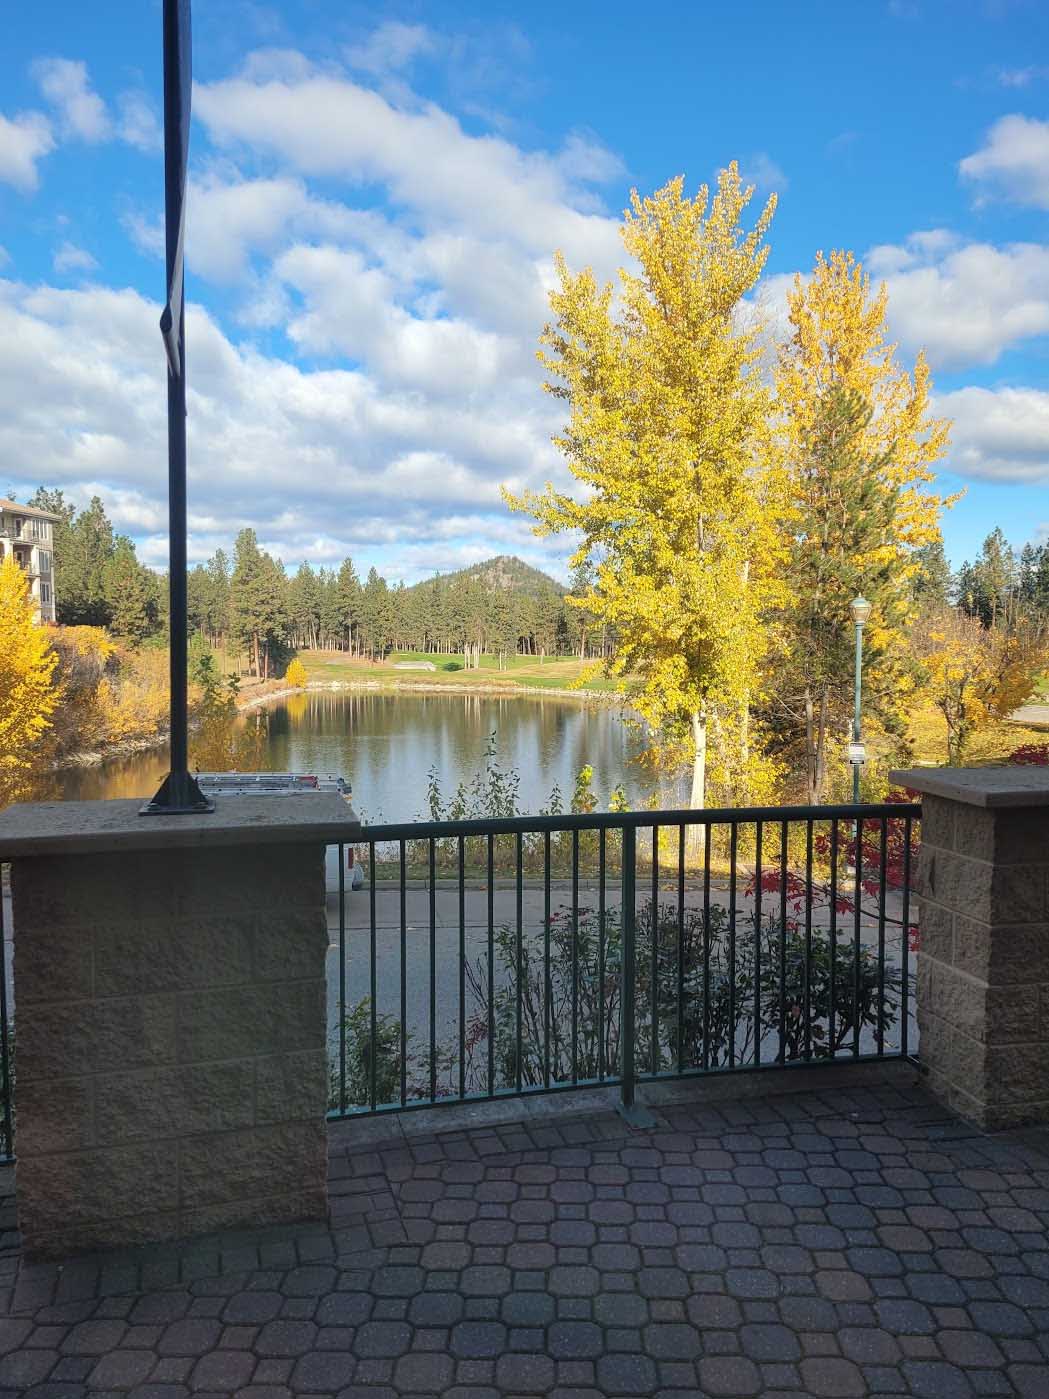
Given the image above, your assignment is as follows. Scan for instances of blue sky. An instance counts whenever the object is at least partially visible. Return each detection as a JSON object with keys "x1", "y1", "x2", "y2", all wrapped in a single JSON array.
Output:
[{"x1": 2, "y1": 1, "x2": 1048, "y2": 580}]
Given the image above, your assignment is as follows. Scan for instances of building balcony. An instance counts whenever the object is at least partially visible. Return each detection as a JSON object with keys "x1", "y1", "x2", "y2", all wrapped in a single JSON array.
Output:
[{"x1": 0, "y1": 775, "x2": 1045, "y2": 1393}]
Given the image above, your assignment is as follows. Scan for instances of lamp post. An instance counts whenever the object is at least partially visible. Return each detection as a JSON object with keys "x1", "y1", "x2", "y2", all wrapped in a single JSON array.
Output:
[{"x1": 849, "y1": 595, "x2": 871, "y2": 803}]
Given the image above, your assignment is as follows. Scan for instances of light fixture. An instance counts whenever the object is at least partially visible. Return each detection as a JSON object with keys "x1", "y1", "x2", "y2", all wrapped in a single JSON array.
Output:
[{"x1": 851, "y1": 595, "x2": 871, "y2": 626}]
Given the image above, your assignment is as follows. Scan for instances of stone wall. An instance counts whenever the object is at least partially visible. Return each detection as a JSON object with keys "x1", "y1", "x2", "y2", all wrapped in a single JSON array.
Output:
[
  {"x1": 12, "y1": 841, "x2": 329, "y2": 1258},
  {"x1": 903, "y1": 782, "x2": 1049, "y2": 1130}
]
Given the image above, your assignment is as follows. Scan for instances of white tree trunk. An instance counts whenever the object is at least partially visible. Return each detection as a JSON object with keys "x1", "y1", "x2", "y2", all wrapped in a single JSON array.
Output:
[{"x1": 685, "y1": 709, "x2": 707, "y2": 863}]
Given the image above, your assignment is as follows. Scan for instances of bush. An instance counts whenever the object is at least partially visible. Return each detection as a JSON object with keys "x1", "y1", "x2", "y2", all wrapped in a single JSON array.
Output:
[{"x1": 284, "y1": 657, "x2": 308, "y2": 688}]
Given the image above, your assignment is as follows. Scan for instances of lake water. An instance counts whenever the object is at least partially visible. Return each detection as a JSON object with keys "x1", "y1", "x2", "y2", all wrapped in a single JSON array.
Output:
[{"x1": 54, "y1": 690, "x2": 661, "y2": 820}]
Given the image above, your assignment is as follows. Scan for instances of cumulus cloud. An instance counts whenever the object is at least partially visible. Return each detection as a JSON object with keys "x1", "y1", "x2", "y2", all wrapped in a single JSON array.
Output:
[
  {"x1": 53, "y1": 242, "x2": 99, "y2": 275},
  {"x1": 192, "y1": 61, "x2": 623, "y2": 269},
  {"x1": 938, "y1": 385, "x2": 1049, "y2": 483},
  {"x1": 960, "y1": 114, "x2": 1049, "y2": 209},
  {"x1": 865, "y1": 232, "x2": 1049, "y2": 367},
  {"x1": 0, "y1": 280, "x2": 570, "y2": 579},
  {"x1": 0, "y1": 110, "x2": 54, "y2": 190},
  {"x1": 117, "y1": 90, "x2": 162, "y2": 152},
  {"x1": 32, "y1": 57, "x2": 112, "y2": 142}
]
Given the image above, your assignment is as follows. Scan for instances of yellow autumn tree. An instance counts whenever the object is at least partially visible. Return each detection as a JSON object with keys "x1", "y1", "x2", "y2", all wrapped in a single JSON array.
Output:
[
  {"x1": 285, "y1": 657, "x2": 308, "y2": 688},
  {"x1": 916, "y1": 607, "x2": 1046, "y2": 764},
  {"x1": 771, "y1": 250, "x2": 954, "y2": 796},
  {"x1": 506, "y1": 167, "x2": 786, "y2": 819},
  {"x1": 0, "y1": 556, "x2": 59, "y2": 807}
]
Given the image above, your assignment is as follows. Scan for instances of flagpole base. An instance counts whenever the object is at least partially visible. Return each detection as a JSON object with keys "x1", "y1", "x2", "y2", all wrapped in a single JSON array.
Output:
[{"x1": 140, "y1": 770, "x2": 215, "y2": 816}]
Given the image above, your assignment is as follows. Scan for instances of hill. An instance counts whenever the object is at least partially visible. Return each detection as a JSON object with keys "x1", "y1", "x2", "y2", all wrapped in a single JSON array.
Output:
[{"x1": 406, "y1": 555, "x2": 566, "y2": 599}]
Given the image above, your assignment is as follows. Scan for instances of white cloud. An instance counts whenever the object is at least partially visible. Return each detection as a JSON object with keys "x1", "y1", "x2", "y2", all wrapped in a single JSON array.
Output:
[
  {"x1": 0, "y1": 279, "x2": 570, "y2": 579},
  {"x1": 53, "y1": 242, "x2": 99, "y2": 275},
  {"x1": 960, "y1": 114, "x2": 1049, "y2": 209},
  {"x1": 998, "y1": 66, "x2": 1049, "y2": 88},
  {"x1": 117, "y1": 90, "x2": 162, "y2": 152},
  {"x1": 739, "y1": 152, "x2": 788, "y2": 192},
  {"x1": 345, "y1": 22, "x2": 436, "y2": 76},
  {"x1": 32, "y1": 57, "x2": 112, "y2": 142},
  {"x1": 0, "y1": 110, "x2": 54, "y2": 191},
  {"x1": 192, "y1": 61, "x2": 623, "y2": 268},
  {"x1": 865, "y1": 232, "x2": 1049, "y2": 367},
  {"x1": 936, "y1": 386, "x2": 1049, "y2": 483}
]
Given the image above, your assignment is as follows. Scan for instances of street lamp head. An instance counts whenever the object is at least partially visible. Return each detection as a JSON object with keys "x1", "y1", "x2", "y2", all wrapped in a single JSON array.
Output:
[{"x1": 851, "y1": 595, "x2": 871, "y2": 626}]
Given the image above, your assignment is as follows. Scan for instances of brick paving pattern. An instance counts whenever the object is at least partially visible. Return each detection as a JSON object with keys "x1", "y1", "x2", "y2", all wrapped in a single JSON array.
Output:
[{"x1": 0, "y1": 1079, "x2": 1047, "y2": 1396}]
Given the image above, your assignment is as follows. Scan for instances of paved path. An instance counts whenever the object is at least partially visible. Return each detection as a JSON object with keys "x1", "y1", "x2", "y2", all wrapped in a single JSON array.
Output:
[
  {"x1": 0, "y1": 1076, "x2": 1046, "y2": 1396},
  {"x1": 1010, "y1": 703, "x2": 1049, "y2": 728}
]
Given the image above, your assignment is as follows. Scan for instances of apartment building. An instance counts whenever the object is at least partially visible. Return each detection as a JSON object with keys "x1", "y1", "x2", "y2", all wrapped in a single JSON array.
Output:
[{"x1": 0, "y1": 499, "x2": 59, "y2": 623}]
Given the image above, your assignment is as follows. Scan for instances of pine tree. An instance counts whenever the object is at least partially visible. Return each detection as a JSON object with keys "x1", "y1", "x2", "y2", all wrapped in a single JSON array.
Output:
[
  {"x1": 768, "y1": 387, "x2": 905, "y2": 801},
  {"x1": 912, "y1": 539, "x2": 953, "y2": 609},
  {"x1": 103, "y1": 538, "x2": 153, "y2": 644}
]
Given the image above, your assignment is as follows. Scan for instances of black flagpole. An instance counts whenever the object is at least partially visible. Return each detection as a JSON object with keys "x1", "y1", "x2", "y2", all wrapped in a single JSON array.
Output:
[{"x1": 143, "y1": 0, "x2": 211, "y2": 814}]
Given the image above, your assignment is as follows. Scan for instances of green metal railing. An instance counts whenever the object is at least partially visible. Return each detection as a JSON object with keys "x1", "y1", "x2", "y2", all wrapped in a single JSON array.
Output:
[{"x1": 327, "y1": 802, "x2": 919, "y2": 1122}]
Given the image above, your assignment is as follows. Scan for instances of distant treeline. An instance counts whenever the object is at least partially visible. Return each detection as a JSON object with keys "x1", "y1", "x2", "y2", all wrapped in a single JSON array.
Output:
[{"x1": 24, "y1": 488, "x2": 611, "y2": 678}]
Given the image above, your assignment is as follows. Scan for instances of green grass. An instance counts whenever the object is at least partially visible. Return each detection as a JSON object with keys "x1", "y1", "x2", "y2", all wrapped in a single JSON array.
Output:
[{"x1": 300, "y1": 649, "x2": 621, "y2": 694}]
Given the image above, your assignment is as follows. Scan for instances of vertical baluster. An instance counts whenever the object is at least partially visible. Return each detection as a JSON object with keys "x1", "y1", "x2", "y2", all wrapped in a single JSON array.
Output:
[
  {"x1": 487, "y1": 833, "x2": 495, "y2": 1096},
  {"x1": 677, "y1": 824, "x2": 685, "y2": 1075},
  {"x1": 572, "y1": 829, "x2": 580, "y2": 1085},
  {"x1": 779, "y1": 821, "x2": 788, "y2": 1063},
  {"x1": 598, "y1": 827, "x2": 606, "y2": 1081},
  {"x1": 620, "y1": 824, "x2": 637, "y2": 1109},
  {"x1": 853, "y1": 815, "x2": 863, "y2": 1057},
  {"x1": 754, "y1": 821, "x2": 763, "y2": 1068},
  {"x1": 828, "y1": 821, "x2": 839, "y2": 1062},
  {"x1": 901, "y1": 815, "x2": 912, "y2": 1059},
  {"x1": 399, "y1": 839, "x2": 407, "y2": 1106},
  {"x1": 458, "y1": 835, "x2": 466, "y2": 1101},
  {"x1": 804, "y1": 820, "x2": 813, "y2": 1062},
  {"x1": 702, "y1": 826, "x2": 711, "y2": 1071},
  {"x1": 516, "y1": 831, "x2": 524, "y2": 1095},
  {"x1": 338, "y1": 845, "x2": 346, "y2": 1115},
  {"x1": 728, "y1": 823, "x2": 738, "y2": 1069},
  {"x1": 877, "y1": 817, "x2": 888, "y2": 1056},
  {"x1": 370, "y1": 843, "x2": 378, "y2": 1111},
  {"x1": 544, "y1": 829, "x2": 552, "y2": 1089},
  {"x1": 0, "y1": 867, "x2": 10, "y2": 1159},
  {"x1": 651, "y1": 825, "x2": 659, "y2": 1076},
  {"x1": 429, "y1": 838, "x2": 437, "y2": 1103}
]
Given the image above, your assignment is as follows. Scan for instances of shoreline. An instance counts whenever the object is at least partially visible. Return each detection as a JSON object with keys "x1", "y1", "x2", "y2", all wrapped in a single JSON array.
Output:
[{"x1": 49, "y1": 678, "x2": 620, "y2": 771}]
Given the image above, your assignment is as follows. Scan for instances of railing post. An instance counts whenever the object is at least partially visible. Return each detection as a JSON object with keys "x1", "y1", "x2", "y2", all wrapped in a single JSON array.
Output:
[{"x1": 619, "y1": 823, "x2": 655, "y2": 1127}]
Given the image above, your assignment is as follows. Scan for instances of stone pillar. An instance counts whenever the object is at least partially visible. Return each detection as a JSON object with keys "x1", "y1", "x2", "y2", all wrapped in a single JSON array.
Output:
[
  {"x1": 0, "y1": 794, "x2": 357, "y2": 1259},
  {"x1": 892, "y1": 766, "x2": 1049, "y2": 1131}
]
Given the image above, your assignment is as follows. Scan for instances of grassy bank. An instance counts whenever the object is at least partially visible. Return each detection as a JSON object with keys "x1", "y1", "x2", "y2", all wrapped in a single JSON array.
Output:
[{"x1": 299, "y1": 649, "x2": 622, "y2": 694}]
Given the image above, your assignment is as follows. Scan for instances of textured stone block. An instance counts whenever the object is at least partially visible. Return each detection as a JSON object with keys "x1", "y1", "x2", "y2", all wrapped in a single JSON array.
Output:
[
  {"x1": 254, "y1": 910, "x2": 328, "y2": 981},
  {"x1": 178, "y1": 1120, "x2": 327, "y2": 1209},
  {"x1": 255, "y1": 1050, "x2": 328, "y2": 1125},
  {"x1": 13, "y1": 924, "x2": 92, "y2": 1005},
  {"x1": 17, "y1": 994, "x2": 177, "y2": 1082},
  {"x1": 915, "y1": 901, "x2": 953, "y2": 965},
  {"x1": 953, "y1": 805, "x2": 1049, "y2": 865},
  {"x1": 93, "y1": 919, "x2": 180, "y2": 996},
  {"x1": 19, "y1": 1142, "x2": 178, "y2": 1232},
  {"x1": 14, "y1": 1078, "x2": 94, "y2": 1155},
  {"x1": 176, "y1": 980, "x2": 324, "y2": 1064},
  {"x1": 94, "y1": 1061, "x2": 256, "y2": 1144}
]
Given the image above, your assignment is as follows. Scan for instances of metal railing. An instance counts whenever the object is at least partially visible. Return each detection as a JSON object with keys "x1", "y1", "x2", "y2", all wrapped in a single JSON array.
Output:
[
  {"x1": 327, "y1": 802, "x2": 919, "y2": 1121},
  {"x1": 0, "y1": 802, "x2": 919, "y2": 1162}
]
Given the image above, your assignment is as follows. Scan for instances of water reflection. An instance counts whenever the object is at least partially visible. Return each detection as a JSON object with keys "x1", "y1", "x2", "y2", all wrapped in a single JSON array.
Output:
[{"x1": 54, "y1": 691, "x2": 666, "y2": 820}]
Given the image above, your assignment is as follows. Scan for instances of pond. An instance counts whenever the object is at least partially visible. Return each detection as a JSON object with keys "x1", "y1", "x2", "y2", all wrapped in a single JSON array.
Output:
[{"x1": 53, "y1": 689, "x2": 663, "y2": 820}]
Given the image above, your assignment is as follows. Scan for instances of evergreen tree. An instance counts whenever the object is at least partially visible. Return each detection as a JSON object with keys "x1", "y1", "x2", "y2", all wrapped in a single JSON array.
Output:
[
  {"x1": 103, "y1": 537, "x2": 153, "y2": 644},
  {"x1": 912, "y1": 539, "x2": 953, "y2": 609},
  {"x1": 768, "y1": 386, "x2": 905, "y2": 802}
]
